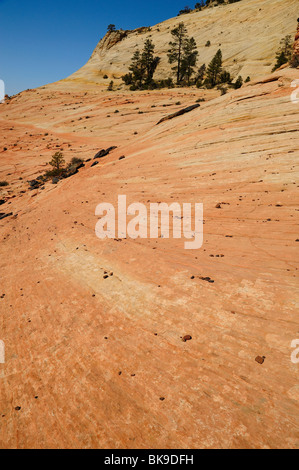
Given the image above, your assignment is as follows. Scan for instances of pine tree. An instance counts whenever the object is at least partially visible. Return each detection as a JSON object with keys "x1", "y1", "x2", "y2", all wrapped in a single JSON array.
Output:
[
  {"x1": 129, "y1": 50, "x2": 146, "y2": 88},
  {"x1": 47, "y1": 152, "x2": 65, "y2": 177},
  {"x1": 234, "y1": 76, "x2": 243, "y2": 89},
  {"x1": 219, "y1": 70, "x2": 231, "y2": 84},
  {"x1": 141, "y1": 39, "x2": 160, "y2": 85},
  {"x1": 206, "y1": 49, "x2": 222, "y2": 87},
  {"x1": 168, "y1": 22, "x2": 188, "y2": 84},
  {"x1": 49, "y1": 152, "x2": 65, "y2": 171},
  {"x1": 178, "y1": 6, "x2": 192, "y2": 16},
  {"x1": 272, "y1": 35, "x2": 293, "y2": 72},
  {"x1": 279, "y1": 35, "x2": 293, "y2": 60},
  {"x1": 181, "y1": 37, "x2": 198, "y2": 85},
  {"x1": 196, "y1": 64, "x2": 206, "y2": 87},
  {"x1": 195, "y1": 1, "x2": 205, "y2": 9},
  {"x1": 125, "y1": 41, "x2": 160, "y2": 90}
]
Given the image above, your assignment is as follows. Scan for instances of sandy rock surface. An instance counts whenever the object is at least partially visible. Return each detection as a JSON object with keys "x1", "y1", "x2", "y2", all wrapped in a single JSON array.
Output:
[{"x1": 0, "y1": 2, "x2": 298, "y2": 448}]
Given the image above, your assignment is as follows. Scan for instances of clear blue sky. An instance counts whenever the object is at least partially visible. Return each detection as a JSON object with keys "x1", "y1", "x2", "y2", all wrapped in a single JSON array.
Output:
[{"x1": 0, "y1": 0, "x2": 200, "y2": 96}]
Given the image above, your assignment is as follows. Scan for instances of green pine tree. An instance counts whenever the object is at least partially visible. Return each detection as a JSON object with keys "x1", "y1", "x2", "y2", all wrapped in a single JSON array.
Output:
[
  {"x1": 181, "y1": 37, "x2": 198, "y2": 85},
  {"x1": 129, "y1": 50, "x2": 146, "y2": 88},
  {"x1": 49, "y1": 152, "x2": 65, "y2": 171},
  {"x1": 272, "y1": 35, "x2": 293, "y2": 72},
  {"x1": 168, "y1": 22, "x2": 188, "y2": 84},
  {"x1": 206, "y1": 49, "x2": 222, "y2": 88},
  {"x1": 234, "y1": 76, "x2": 243, "y2": 89},
  {"x1": 141, "y1": 39, "x2": 160, "y2": 86},
  {"x1": 107, "y1": 24, "x2": 116, "y2": 33},
  {"x1": 125, "y1": 41, "x2": 160, "y2": 90}
]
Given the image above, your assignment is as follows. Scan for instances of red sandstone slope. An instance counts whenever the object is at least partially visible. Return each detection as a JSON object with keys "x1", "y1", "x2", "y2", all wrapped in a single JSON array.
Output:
[{"x1": 0, "y1": 68, "x2": 298, "y2": 448}]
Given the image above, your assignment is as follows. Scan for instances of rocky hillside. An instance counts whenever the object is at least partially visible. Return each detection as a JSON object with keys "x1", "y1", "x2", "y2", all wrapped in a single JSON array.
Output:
[
  {"x1": 0, "y1": 0, "x2": 298, "y2": 450},
  {"x1": 65, "y1": 0, "x2": 298, "y2": 87},
  {"x1": 1, "y1": 64, "x2": 299, "y2": 448}
]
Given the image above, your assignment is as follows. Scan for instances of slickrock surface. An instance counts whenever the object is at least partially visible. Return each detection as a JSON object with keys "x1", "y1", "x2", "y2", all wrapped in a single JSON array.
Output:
[
  {"x1": 1, "y1": 0, "x2": 299, "y2": 447},
  {"x1": 65, "y1": 0, "x2": 298, "y2": 87},
  {"x1": 0, "y1": 65, "x2": 298, "y2": 449}
]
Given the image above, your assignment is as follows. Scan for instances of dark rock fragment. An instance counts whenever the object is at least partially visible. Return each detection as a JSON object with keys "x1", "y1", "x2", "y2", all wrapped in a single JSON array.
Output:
[
  {"x1": 94, "y1": 146, "x2": 117, "y2": 159},
  {"x1": 0, "y1": 212, "x2": 13, "y2": 220},
  {"x1": 157, "y1": 104, "x2": 200, "y2": 125},
  {"x1": 255, "y1": 356, "x2": 266, "y2": 364},
  {"x1": 182, "y1": 335, "x2": 192, "y2": 342}
]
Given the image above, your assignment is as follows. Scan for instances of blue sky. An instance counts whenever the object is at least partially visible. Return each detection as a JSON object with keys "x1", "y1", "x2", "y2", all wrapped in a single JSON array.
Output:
[{"x1": 0, "y1": 0, "x2": 200, "y2": 95}]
